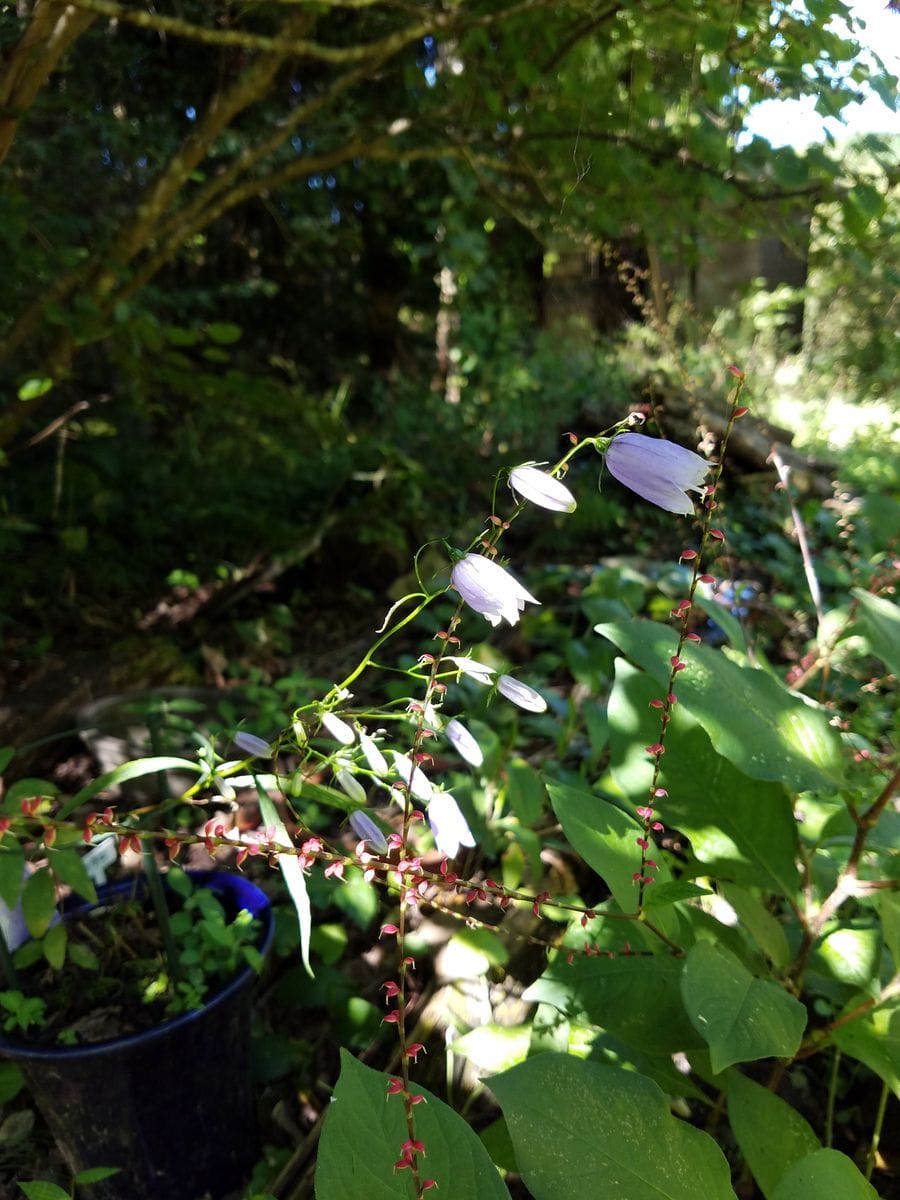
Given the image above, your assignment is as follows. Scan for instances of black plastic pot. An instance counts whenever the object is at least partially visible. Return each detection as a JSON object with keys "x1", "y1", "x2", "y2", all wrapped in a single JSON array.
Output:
[{"x1": 0, "y1": 871, "x2": 273, "y2": 1200}]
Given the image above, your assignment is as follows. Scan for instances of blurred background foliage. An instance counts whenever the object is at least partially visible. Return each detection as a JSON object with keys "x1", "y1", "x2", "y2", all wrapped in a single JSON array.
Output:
[{"x1": 0, "y1": 0, "x2": 896, "y2": 687}]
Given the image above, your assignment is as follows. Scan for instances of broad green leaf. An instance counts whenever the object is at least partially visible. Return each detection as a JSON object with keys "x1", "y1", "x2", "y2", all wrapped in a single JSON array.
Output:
[
  {"x1": 17, "y1": 377, "x2": 54, "y2": 402},
  {"x1": 56, "y1": 757, "x2": 201, "y2": 819},
  {"x1": 0, "y1": 747, "x2": 14, "y2": 774},
  {"x1": 831, "y1": 993, "x2": 900, "y2": 1098},
  {"x1": 726, "y1": 1071, "x2": 820, "y2": 1198},
  {"x1": 256, "y1": 788, "x2": 311, "y2": 977},
  {"x1": 721, "y1": 885, "x2": 790, "y2": 969},
  {"x1": 608, "y1": 662, "x2": 800, "y2": 899},
  {"x1": 547, "y1": 779, "x2": 678, "y2": 942},
  {"x1": 490, "y1": 1053, "x2": 736, "y2": 1200},
  {"x1": 43, "y1": 922, "x2": 67, "y2": 969},
  {"x1": 3, "y1": 778, "x2": 58, "y2": 814},
  {"x1": 48, "y1": 847, "x2": 97, "y2": 905},
  {"x1": 316, "y1": 1049, "x2": 511, "y2": 1199},
  {"x1": 770, "y1": 1149, "x2": 879, "y2": 1200},
  {"x1": 17, "y1": 1183, "x2": 70, "y2": 1200},
  {"x1": 74, "y1": 1167, "x2": 121, "y2": 1184},
  {"x1": 0, "y1": 1063, "x2": 23, "y2": 1103},
  {"x1": 453, "y1": 1023, "x2": 532, "y2": 1074},
  {"x1": 812, "y1": 926, "x2": 881, "y2": 990},
  {"x1": 524, "y1": 954, "x2": 705, "y2": 1056},
  {"x1": 852, "y1": 589, "x2": 900, "y2": 677},
  {"x1": 596, "y1": 621, "x2": 843, "y2": 790},
  {"x1": 21, "y1": 868, "x2": 57, "y2": 939},
  {"x1": 877, "y1": 892, "x2": 900, "y2": 970},
  {"x1": 504, "y1": 758, "x2": 545, "y2": 825},
  {"x1": 0, "y1": 845, "x2": 25, "y2": 908},
  {"x1": 205, "y1": 320, "x2": 242, "y2": 344},
  {"x1": 644, "y1": 881, "x2": 712, "y2": 909},
  {"x1": 681, "y1": 942, "x2": 807, "y2": 1072}
]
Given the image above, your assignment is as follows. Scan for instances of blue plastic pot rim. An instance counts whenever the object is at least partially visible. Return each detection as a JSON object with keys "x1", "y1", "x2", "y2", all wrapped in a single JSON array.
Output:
[{"x1": 0, "y1": 871, "x2": 273, "y2": 1062}]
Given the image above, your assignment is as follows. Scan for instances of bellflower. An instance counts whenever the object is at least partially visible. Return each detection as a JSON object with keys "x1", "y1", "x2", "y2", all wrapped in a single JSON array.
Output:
[
  {"x1": 445, "y1": 718, "x2": 484, "y2": 768},
  {"x1": 348, "y1": 810, "x2": 388, "y2": 854},
  {"x1": 509, "y1": 464, "x2": 576, "y2": 513},
  {"x1": 321, "y1": 712, "x2": 356, "y2": 745},
  {"x1": 359, "y1": 731, "x2": 389, "y2": 776},
  {"x1": 605, "y1": 433, "x2": 711, "y2": 516},
  {"x1": 427, "y1": 792, "x2": 476, "y2": 859},
  {"x1": 445, "y1": 656, "x2": 496, "y2": 686},
  {"x1": 233, "y1": 731, "x2": 271, "y2": 758},
  {"x1": 450, "y1": 553, "x2": 540, "y2": 627},
  {"x1": 390, "y1": 751, "x2": 434, "y2": 801},
  {"x1": 335, "y1": 769, "x2": 367, "y2": 805},
  {"x1": 497, "y1": 675, "x2": 547, "y2": 713}
]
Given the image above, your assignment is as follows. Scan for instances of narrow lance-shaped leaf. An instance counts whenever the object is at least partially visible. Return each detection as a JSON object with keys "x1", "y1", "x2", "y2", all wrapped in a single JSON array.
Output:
[{"x1": 256, "y1": 785, "x2": 312, "y2": 977}]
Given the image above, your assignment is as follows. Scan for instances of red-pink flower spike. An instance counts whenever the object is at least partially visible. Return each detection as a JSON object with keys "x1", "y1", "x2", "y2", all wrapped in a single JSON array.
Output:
[{"x1": 387, "y1": 1078, "x2": 405, "y2": 1094}]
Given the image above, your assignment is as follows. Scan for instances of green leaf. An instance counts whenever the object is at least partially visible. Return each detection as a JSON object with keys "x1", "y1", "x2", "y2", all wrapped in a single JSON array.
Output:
[
  {"x1": 0, "y1": 1062, "x2": 24, "y2": 1103},
  {"x1": 43, "y1": 922, "x2": 67, "y2": 969},
  {"x1": 0, "y1": 747, "x2": 14, "y2": 774},
  {"x1": 504, "y1": 758, "x2": 545, "y2": 825},
  {"x1": 812, "y1": 926, "x2": 881, "y2": 990},
  {"x1": 596, "y1": 621, "x2": 843, "y2": 791},
  {"x1": 21, "y1": 868, "x2": 57, "y2": 939},
  {"x1": 17, "y1": 377, "x2": 54, "y2": 402},
  {"x1": 56, "y1": 756, "x2": 201, "y2": 819},
  {"x1": 720, "y1": 885, "x2": 790, "y2": 970},
  {"x1": 831, "y1": 993, "x2": 900, "y2": 1098},
  {"x1": 3, "y1": 778, "x2": 58, "y2": 813},
  {"x1": 877, "y1": 892, "x2": 900, "y2": 970},
  {"x1": 680, "y1": 942, "x2": 807, "y2": 1072},
  {"x1": 547, "y1": 779, "x2": 679, "y2": 941},
  {"x1": 490, "y1": 1053, "x2": 736, "y2": 1200},
  {"x1": 644, "y1": 881, "x2": 712, "y2": 909},
  {"x1": 256, "y1": 788, "x2": 311, "y2": 977},
  {"x1": 726, "y1": 1071, "x2": 820, "y2": 1198},
  {"x1": 852, "y1": 589, "x2": 900, "y2": 677},
  {"x1": 17, "y1": 1183, "x2": 71, "y2": 1200},
  {"x1": 48, "y1": 847, "x2": 97, "y2": 904},
  {"x1": 205, "y1": 321, "x2": 242, "y2": 345},
  {"x1": 73, "y1": 1167, "x2": 121, "y2": 1184},
  {"x1": 770, "y1": 1149, "x2": 879, "y2": 1200},
  {"x1": 316, "y1": 1049, "x2": 511, "y2": 1199},
  {"x1": 0, "y1": 845, "x2": 25, "y2": 908},
  {"x1": 608, "y1": 662, "x2": 800, "y2": 899},
  {"x1": 525, "y1": 953, "x2": 705, "y2": 1056}
]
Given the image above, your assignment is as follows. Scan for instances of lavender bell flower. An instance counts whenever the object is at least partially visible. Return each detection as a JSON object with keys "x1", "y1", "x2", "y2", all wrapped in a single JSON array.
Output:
[
  {"x1": 497, "y1": 675, "x2": 547, "y2": 713},
  {"x1": 450, "y1": 553, "x2": 540, "y2": 627},
  {"x1": 335, "y1": 768, "x2": 367, "y2": 805},
  {"x1": 359, "y1": 731, "x2": 389, "y2": 776},
  {"x1": 234, "y1": 731, "x2": 271, "y2": 758},
  {"x1": 427, "y1": 792, "x2": 476, "y2": 858},
  {"x1": 445, "y1": 656, "x2": 496, "y2": 686},
  {"x1": 605, "y1": 433, "x2": 711, "y2": 516},
  {"x1": 390, "y1": 751, "x2": 434, "y2": 802},
  {"x1": 348, "y1": 810, "x2": 388, "y2": 854},
  {"x1": 509, "y1": 464, "x2": 576, "y2": 513},
  {"x1": 321, "y1": 712, "x2": 356, "y2": 745},
  {"x1": 445, "y1": 718, "x2": 484, "y2": 768}
]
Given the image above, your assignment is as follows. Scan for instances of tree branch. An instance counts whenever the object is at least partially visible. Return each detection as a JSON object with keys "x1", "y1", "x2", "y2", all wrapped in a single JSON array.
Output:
[{"x1": 0, "y1": 0, "x2": 97, "y2": 167}]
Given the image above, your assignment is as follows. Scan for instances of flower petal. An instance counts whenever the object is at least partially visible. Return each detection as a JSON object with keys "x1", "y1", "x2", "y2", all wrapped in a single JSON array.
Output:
[
  {"x1": 445, "y1": 656, "x2": 496, "y2": 686},
  {"x1": 426, "y1": 793, "x2": 476, "y2": 858},
  {"x1": 390, "y1": 751, "x2": 434, "y2": 801},
  {"x1": 321, "y1": 712, "x2": 356, "y2": 745},
  {"x1": 497, "y1": 675, "x2": 548, "y2": 713},
  {"x1": 450, "y1": 554, "x2": 540, "y2": 627},
  {"x1": 233, "y1": 731, "x2": 271, "y2": 758},
  {"x1": 606, "y1": 433, "x2": 711, "y2": 515},
  {"x1": 445, "y1": 718, "x2": 484, "y2": 768},
  {"x1": 510, "y1": 464, "x2": 577, "y2": 513},
  {"x1": 348, "y1": 810, "x2": 388, "y2": 853}
]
